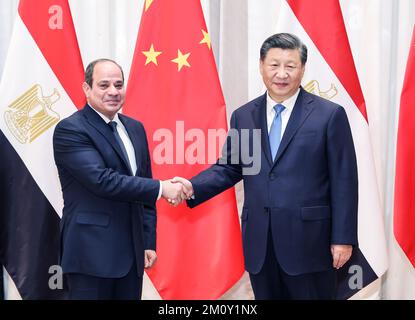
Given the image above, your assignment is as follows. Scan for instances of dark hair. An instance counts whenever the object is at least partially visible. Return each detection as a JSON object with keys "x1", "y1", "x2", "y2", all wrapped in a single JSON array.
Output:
[
  {"x1": 84, "y1": 58, "x2": 124, "y2": 87},
  {"x1": 260, "y1": 33, "x2": 307, "y2": 65}
]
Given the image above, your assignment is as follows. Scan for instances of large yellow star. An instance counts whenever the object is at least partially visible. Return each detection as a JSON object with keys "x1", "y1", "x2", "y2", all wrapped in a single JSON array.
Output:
[
  {"x1": 145, "y1": 0, "x2": 154, "y2": 12},
  {"x1": 171, "y1": 50, "x2": 191, "y2": 71},
  {"x1": 199, "y1": 29, "x2": 211, "y2": 50},
  {"x1": 142, "y1": 44, "x2": 162, "y2": 66}
]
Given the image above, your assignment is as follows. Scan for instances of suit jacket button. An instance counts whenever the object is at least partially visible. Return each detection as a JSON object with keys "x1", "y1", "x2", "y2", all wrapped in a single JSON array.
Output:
[{"x1": 269, "y1": 173, "x2": 275, "y2": 180}]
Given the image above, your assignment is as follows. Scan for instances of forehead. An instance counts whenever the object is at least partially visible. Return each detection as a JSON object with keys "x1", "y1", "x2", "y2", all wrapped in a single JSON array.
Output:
[
  {"x1": 264, "y1": 47, "x2": 301, "y2": 62},
  {"x1": 93, "y1": 61, "x2": 123, "y2": 80}
]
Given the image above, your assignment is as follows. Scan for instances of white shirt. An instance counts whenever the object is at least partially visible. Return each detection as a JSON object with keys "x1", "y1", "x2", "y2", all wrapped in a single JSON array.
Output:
[
  {"x1": 89, "y1": 105, "x2": 162, "y2": 199},
  {"x1": 266, "y1": 88, "x2": 300, "y2": 136}
]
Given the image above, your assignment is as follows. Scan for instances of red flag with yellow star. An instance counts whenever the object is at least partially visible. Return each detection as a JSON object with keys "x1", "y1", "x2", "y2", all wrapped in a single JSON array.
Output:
[{"x1": 123, "y1": 0, "x2": 244, "y2": 299}]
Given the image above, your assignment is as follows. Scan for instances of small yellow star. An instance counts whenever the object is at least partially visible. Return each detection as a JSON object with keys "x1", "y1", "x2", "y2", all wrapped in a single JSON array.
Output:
[
  {"x1": 199, "y1": 29, "x2": 211, "y2": 50},
  {"x1": 142, "y1": 44, "x2": 162, "y2": 66},
  {"x1": 171, "y1": 50, "x2": 191, "y2": 71},
  {"x1": 145, "y1": 0, "x2": 154, "y2": 12}
]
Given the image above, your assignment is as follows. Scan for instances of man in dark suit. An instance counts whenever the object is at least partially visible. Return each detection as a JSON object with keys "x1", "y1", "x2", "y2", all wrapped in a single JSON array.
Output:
[
  {"x1": 53, "y1": 59, "x2": 186, "y2": 299},
  {"x1": 173, "y1": 33, "x2": 358, "y2": 299}
]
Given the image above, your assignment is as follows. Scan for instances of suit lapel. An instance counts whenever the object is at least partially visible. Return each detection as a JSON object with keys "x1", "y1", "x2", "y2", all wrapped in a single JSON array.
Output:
[
  {"x1": 82, "y1": 105, "x2": 133, "y2": 174},
  {"x1": 251, "y1": 93, "x2": 273, "y2": 166},
  {"x1": 272, "y1": 88, "x2": 315, "y2": 168},
  {"x1": 119, "y1": 114, "x2": 141, "y2": 176}
]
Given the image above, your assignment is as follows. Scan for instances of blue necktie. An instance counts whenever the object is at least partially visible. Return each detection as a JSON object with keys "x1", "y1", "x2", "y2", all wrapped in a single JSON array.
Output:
[
  {"x1": 108, "y1": 121, "x2": 133, "y2": 174},
  {"x1": 269, "y1": 104, "x2": 285, "y2": 160}
]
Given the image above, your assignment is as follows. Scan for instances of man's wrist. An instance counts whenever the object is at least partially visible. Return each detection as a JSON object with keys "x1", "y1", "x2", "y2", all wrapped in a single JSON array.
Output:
[{"x1": 157, "y1": 181, "x2": 162, "y2": 200}]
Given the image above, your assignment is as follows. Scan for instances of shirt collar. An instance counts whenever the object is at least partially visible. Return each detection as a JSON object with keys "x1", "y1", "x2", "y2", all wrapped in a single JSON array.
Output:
[
  {"x1": 266, "y1": 88, "x2": 301, "y2": 114},
  {"x1": 88, "y1": 104, "x2": 121, "y2": 125}
]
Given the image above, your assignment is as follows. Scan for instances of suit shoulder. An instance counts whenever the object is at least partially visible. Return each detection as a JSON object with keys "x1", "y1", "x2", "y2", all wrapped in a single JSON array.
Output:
[
  {"x1": 53, "y1": 110, "x2": 89, "y2": 147},
  {"x1": 55, "y1": 109, "x2": 83, "y2": 130},
  {"x1": 119, "y1": 113, "x2": 145, "y2": 130},
  {"x1": 119, "y1": 114, "x2": 150, "y2": 143},
  {"x1": 303, "y1": 90, "x2": 344, "y2": 113}
]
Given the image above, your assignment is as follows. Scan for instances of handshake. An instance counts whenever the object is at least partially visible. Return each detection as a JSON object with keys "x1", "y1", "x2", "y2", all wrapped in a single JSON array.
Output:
[{"x1": 161, "y1": 177, "x2": 194, "y2": 206}]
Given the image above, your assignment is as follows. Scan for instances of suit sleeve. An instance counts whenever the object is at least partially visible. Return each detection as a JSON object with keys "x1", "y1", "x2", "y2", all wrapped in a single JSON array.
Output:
[
  {"x1": 327, "y1": 106, "x2": 358, "y2": 245},
  {"x1": 53, "y1": 119, "x2": 159, "y2": 206},
  {"x1": 187, "y1": 111, "x2": 243, "y2": 208},
  {"x1": 139, "y1": 123, "x2": 157, "y2": 250}
]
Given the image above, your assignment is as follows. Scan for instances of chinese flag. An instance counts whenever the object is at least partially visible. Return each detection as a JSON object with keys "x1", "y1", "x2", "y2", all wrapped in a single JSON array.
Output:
[
  {"x1": 394, "y1": 25, "x2": 415, "y2": 269},
  {"x1": 123, "y1": 0, "x2": 244, "y2": 299}
]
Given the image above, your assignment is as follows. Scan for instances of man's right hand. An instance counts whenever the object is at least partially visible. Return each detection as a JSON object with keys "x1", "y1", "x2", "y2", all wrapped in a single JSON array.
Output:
[
  {"x1": 161, "y1": 179, "x2": 187, "y2": 206},
  {"x1": 171, "y1": 176, "x2": 194, "y2": 200}
]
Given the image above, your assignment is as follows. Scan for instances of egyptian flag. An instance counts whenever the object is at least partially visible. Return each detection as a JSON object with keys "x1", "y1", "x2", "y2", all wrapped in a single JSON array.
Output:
[
  {"x1": 394, "y1": 25, "x2": 415, "y2": 269},
  {"x1": 123, "y1": 0, "x2": 244, "y2": 299},
  {"x1": 276, "y1": 0, "x2": 388, "y2": 299},
  {"x1": 0, "y1": 0, "x2": 84, "y2": 299}
]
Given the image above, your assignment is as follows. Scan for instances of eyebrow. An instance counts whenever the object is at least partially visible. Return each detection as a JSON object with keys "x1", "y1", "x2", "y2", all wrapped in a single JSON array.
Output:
[
  {"x1": 268, "y1": 60, "x2": 299, "y2": 66},
  {"x1": 97, "y1": 80, "x2": 124, "y2": 85}
]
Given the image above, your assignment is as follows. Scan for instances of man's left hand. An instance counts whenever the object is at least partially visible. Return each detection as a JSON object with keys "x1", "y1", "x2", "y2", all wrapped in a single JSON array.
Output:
[
  {"x1": 144, "y1": 250, "x2": 157, "y2": 269},
  {"x1": 331, "y1": 244, "x2": 352, "y2": 269}
]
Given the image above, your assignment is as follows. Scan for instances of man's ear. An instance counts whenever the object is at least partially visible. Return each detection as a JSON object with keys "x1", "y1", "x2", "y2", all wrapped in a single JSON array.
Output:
[
  {"x1": 82, "y1": 82, "x2": 90, "y2": 97},
  {"x1": 301, "y1": 64, "x2": 306, "y2": 77},
  {"x1": 259, "y1": 59, "x2": 264, "y2": 77}
]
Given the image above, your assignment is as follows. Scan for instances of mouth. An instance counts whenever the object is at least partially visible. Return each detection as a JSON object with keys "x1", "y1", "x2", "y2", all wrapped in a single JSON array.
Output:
[
  {"x1": 105, "y1": 100, "x2": 120, "y2": 106},
  {"x1": 273, "y1": 82, "x2": 289, "y2": 89}
]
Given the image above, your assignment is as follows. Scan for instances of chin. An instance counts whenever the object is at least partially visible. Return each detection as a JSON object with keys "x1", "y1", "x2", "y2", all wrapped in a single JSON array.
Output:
[
  {"x1": 105, "y1": 104, "x2": 121, "y2": 109},
  {"x1": 272, "y1": 90, "x2": 288, "y2": 98}
]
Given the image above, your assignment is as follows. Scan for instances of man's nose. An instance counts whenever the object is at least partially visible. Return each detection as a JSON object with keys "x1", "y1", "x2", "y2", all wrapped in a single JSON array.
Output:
[
  {"x1": 275, "y1": 66, "x2": 288, "y2": 79},
  {"x1": 107, "y1": 84, "x2": 119, "y2": 95}
]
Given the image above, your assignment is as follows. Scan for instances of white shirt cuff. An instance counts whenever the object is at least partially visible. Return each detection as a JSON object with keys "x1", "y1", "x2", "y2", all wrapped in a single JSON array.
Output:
[{"x1": 157, "y1": 181, "x2": 162, "y2": 200}]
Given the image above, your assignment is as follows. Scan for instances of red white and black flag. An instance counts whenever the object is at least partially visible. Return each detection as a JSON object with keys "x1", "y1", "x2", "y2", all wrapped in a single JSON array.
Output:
[
  {"x1": 276, "y1": 0, "x2": 388, "y2": 299},
  {"x1": 394, "y1": 25, "x2": 415, "y2": 270},
  {"x1": 0, "y1": 0, "x2": 84, "y2": 299}
]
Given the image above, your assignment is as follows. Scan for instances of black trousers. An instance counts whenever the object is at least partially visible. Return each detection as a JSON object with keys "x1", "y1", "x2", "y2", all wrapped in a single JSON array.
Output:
[
  {"x1": 249, "y1": 229, "x2": 336, "y2": 300},
  {"x1": 66, "y1": 262, "x2": 142, "y2": 300}
]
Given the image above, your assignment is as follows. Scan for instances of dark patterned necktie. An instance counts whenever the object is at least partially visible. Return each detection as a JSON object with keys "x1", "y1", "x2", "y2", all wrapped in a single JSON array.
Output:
[{"x1": 108, "y1": 121, "x2": 133, "y2": 174}]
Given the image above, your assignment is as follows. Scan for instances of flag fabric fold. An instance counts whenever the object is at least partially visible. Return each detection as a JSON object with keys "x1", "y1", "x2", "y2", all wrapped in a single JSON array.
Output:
[
  {"x1": 394, "y1": 25, "x2": 415, "y2": 269},
  {"x1": 0, "y1": 0, "x2": 84, "y2": 299},
  {"x1": 123, "y1": 0, "x2": 244, "y2": 299},
  {"x1": 277, "y1": 0, "x2": 388, "y2": 299}
]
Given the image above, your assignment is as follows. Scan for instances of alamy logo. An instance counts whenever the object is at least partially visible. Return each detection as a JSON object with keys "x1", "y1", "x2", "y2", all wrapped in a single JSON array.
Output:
[
  {"x1": 348, "y1": 265, "x2": 363, "y2": 290},
  {"x1": 48, "y1": 265, "x2": 63, "y2": 290}
]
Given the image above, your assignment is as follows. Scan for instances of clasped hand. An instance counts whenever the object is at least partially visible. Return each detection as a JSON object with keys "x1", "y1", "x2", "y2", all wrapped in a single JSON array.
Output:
[{"x1": 161, "y1": 177, "x2": 193, "y2": 206}]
